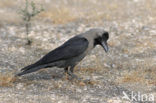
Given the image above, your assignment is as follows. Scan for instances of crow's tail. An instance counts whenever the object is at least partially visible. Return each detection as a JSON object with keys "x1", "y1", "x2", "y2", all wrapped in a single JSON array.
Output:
[{"x1": 15, "y1": 63, "x2": 46, "y2": 77}]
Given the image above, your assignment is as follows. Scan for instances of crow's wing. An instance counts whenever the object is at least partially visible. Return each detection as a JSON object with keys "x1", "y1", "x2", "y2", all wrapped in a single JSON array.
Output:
[
  {"x1": 16, "y1": 36, "x2": 89, "y2": 76},
  {"x1": 36, "y1": 36, "x2": 88, "y2": 65}
]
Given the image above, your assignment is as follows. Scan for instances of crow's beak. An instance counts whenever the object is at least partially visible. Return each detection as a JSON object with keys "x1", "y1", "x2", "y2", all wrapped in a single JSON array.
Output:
[{"x1": 101, "y1": 41, "x2": 109, "y2": 52}]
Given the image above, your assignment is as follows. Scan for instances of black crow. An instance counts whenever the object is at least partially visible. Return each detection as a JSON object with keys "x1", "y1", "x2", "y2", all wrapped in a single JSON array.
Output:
[{"x1": 16, "y1": 28, "x2": 109, "y2": 79}]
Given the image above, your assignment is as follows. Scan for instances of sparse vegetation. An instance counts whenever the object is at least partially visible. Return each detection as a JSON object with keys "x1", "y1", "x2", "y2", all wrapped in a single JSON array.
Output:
[
  {"x1": 40, "y1": 7, "x2": 76, "y2": 24},
  {"x1": 0, "y1": 72, "x2": 16, "y2": 87},
  {"x1": 19, "y1": 0, "x2": 44, "y2": 45},
  {"x1": 0, "y1": 0, "x2": 156, "y2": 102},
  {"x1": 118, "y1": 67, "x2": 156, "y2": 86}
]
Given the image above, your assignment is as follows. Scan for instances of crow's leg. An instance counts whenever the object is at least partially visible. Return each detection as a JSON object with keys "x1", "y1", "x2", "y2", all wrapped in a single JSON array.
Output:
[
  {"x1": 64, "y1": 67, "x2": 69, "y2": 79},
  {"x1": 67, "y1": 66, "x2": 82, "y2": 80},
  {"x1": 64, "y1": 67, "x2": 68, "y2": 73}
]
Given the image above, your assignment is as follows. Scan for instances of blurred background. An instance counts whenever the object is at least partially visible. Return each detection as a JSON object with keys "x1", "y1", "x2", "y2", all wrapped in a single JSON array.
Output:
[{"x1": 0, "y1": 0, "x2": 156, "y2": 103}]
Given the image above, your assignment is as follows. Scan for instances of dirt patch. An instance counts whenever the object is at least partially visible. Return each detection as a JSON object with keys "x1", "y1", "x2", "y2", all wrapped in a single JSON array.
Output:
[{"x1": 0, "y1": 0, "x2": 156, "y2": 103}]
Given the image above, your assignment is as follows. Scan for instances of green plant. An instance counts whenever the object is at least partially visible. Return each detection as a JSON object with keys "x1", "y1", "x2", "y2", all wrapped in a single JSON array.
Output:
[{"x1": 19, "y1": 0, "x2": 44, "y2": 45}]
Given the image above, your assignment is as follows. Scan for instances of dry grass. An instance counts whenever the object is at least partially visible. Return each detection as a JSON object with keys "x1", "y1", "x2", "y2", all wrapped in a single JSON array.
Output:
[
  {"x1": 0, "y1": 0, "x2": 155, "y2": 25},
  {"x1": 116, "y1": 66, "x2": 156, "y2": 86},
  {"x1": 120, "y1": 71, "x2": 146, "y2": 83},
  {"x1": 0, "y1": 0, "x2": 126, "y2": 24},
  {"x1": 0, "y1": 72, "x2": 16, "y2": 87},
  {"x1": 0, "y1": 0, "x2": 22, "y2": 24},
  {"x1": 0, "y1": 0, "x2": 16, "y2": 8},
  {"x1": 40, "y1": 7, "x2": 77, "y2": 24}
]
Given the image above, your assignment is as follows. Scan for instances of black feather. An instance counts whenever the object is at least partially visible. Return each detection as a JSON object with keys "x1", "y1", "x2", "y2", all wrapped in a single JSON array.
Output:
[{"x1": 16, "y1": 36, "x2": 88, "y2": 76}]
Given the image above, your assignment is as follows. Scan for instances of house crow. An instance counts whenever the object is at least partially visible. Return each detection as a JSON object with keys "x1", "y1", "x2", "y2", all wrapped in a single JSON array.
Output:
[{"x1": 16, "y1": 28, "x2": 109, "y2": 79}]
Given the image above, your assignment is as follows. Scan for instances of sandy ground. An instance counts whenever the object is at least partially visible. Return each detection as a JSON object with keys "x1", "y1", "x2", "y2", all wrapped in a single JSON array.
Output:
[{"x1": 0, "y1": 0, "x2": 156, "y2": 103}]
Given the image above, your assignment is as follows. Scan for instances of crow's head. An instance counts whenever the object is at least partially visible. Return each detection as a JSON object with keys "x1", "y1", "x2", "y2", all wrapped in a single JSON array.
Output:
[{"x1": 92, "y1": 28, "x2": 109, "y2": 52}]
